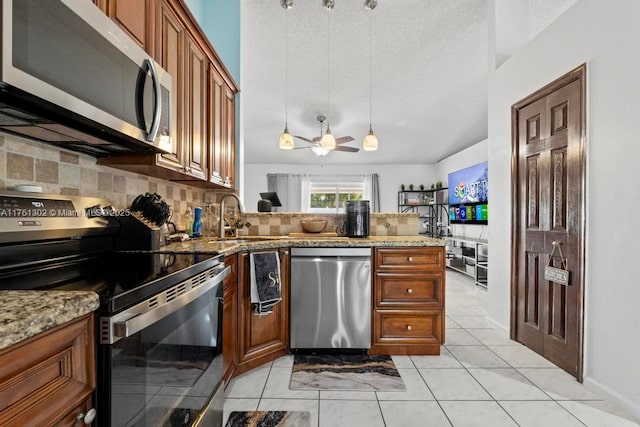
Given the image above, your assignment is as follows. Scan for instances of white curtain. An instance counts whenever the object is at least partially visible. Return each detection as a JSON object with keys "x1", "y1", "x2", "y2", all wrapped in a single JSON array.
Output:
[
  {"x1": 364, "y1": 173, "x2": 381, "y2": 212},
  {"x1": 267, "y1": 173, "x2": 302, "y2": 212},
  {"x1": 300, "y1": 174, "x2": 311, "y2": 212}
]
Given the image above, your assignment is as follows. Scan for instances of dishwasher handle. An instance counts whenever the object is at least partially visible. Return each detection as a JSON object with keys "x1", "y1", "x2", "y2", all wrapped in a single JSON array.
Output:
[{"x1": 290, "y1": 247, "x2": 371, "y2": 257}]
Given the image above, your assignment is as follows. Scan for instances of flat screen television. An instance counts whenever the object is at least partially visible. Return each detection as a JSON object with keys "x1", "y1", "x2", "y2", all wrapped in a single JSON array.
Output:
[{"x1": 447, "y1": 161, "x2": 488, "y2": 224}]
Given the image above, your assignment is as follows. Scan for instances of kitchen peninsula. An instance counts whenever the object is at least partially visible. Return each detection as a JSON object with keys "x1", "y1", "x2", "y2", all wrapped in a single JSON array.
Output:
[
  {"x1": 0, "y1": 231, "x2": 447, "y2": 381},
  {"x1": 159, "y1": 230, "x2": 447, "y2": 378}
]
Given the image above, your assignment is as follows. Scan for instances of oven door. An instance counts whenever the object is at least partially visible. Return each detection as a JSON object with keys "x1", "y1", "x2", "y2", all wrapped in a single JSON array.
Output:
[{"x1": 100, "y1": 265, "x2": 230, "y2": 427}]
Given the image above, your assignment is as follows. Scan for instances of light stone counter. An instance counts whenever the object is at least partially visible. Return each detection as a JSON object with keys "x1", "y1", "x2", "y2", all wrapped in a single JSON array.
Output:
[
  {"x1": 161, "y1": 235, "x2": 446, "y2": 256},
  {"x1": 0, "y1": 291, "x2": 99, "y2": 350},
  {"x1": 0, "y1": 236, "x2": 443, "y2": 350}
]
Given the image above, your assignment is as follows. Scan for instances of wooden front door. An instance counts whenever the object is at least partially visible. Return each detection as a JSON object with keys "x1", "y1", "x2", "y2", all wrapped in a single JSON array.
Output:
[{"x1": 511, "y1": 65, "x2": 586, "y2": 380}]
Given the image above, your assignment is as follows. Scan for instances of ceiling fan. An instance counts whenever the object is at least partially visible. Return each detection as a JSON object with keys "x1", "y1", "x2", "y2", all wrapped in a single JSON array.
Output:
[{"x1": 293, "y1": 115, "x2": 359, "y2": 156}]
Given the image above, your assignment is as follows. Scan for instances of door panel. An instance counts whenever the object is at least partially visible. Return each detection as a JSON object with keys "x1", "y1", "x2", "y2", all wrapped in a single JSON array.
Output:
[{"x1": 512, "y1": 65, "x2": 586, "y2": 379}]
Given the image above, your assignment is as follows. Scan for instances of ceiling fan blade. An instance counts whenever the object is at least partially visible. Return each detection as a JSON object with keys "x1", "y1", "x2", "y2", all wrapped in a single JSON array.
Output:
[
  {"x1": 335, "y1": 136, "x2": 355, "y2": 144},
  {"x1": 292, "y1": 146, "x2": 312, "y2": 150},
  {"x1": 313, "y1": 136, "x2": 322, "y2": 142},
  {"x1": 334, "y1": 145, "x2": 359, "y2": 153},
  {"x1": 294, "y1": 135, "x2": 315, "y2": 143}
]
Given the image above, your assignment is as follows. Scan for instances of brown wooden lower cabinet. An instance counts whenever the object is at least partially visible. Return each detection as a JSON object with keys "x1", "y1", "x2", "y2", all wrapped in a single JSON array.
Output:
[
  {"x1": 370, "y1": 246, "x2": 446, "y2": 355},
  {"x1": 0, "y1": 314, "x2": 96, "y2": 427},
  {"x1": 235, "y1": 248, "x2": 289, "y2": 376},
  {"x1": 223, "y1": 245, "x2": 446, "y2": 378}
]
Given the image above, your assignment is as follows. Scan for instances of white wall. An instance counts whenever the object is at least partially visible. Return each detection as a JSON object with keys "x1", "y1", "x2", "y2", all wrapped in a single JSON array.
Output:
[
  {"x1": 489, "y1": 0, "x2": 640, "y2": 416},
  {"x1": 435, "y1": 139, "x2": 489, "y2": 240},
  {"x1": 243, "y1": 163, "x2": 435, "y2": 213}
]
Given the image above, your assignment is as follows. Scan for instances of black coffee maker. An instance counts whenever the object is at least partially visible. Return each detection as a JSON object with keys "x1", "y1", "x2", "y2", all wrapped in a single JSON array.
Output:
[{"x1": 343, "y1": 200, "x2": 370, "y2": 237}]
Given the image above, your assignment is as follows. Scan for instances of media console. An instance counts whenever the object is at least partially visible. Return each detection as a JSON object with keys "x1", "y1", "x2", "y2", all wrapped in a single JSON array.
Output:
[{"x1": 445, "y1": 236, "x2": 488, "y2": 288}]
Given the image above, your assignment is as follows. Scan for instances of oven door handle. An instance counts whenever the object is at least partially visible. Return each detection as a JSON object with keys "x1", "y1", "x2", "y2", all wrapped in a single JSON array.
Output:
[{"x1": 110, "y1": 265, "x2": 230, "y2": 342}]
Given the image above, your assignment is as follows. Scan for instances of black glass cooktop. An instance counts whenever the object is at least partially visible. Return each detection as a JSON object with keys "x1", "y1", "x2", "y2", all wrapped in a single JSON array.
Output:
[{"x1": 0, "y1": 251, "x2": 222, "y2": 313}]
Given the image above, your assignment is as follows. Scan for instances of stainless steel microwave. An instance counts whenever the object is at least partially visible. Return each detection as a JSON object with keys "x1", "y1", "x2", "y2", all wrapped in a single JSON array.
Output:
[{"x1": 0, "y1": 0, "x2": 174, "y2": 155}]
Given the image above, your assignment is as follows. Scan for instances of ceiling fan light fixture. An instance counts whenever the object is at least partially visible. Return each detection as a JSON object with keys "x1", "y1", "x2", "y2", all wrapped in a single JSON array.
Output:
[
  {"x1": 311, "y1": 146, "x2": 330, "y2": 156},
  {"x1": 363, "y1": 127, "x2": 379, "y2": 151},
  {"x1": 281, "y1": 0, "x2": 293, "y2": 9},
  {"x1": 279, "y1": 125, "x2": 294, "y2": 150},
  {"x1": 320, "y1": 125, "x2": 336, "y2": 150},
  {"x1": 364, "y1": 0, "x2": 377, "y2": 10},
  {"x1": 322, "y1": 0, "x2": 335, "y2": 10}
]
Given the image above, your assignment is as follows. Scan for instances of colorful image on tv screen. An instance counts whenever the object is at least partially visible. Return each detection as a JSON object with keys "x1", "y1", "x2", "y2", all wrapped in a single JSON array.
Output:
[{"x1": 448, "y1": 161, "x2": 488, "y2": 205}]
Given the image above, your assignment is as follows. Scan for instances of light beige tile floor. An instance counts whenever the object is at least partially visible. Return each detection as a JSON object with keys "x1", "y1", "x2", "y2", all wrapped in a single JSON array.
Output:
[{"x1": 222, "y1": 270, "x2": 640, "y2": 426}]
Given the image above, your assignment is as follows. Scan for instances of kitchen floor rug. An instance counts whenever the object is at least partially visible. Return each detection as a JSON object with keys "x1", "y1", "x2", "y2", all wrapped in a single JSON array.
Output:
[
  {"x1": 289, "y1": 354, "x2": 406, "y2": 391},
  {"x1": 225, "y1": 411, "x2": 310, "y2": 427}
]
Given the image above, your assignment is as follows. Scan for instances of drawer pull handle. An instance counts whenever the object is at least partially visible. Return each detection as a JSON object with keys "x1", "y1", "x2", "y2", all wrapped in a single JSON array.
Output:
[
  {"x1": 406, "y1": 325, "x2": 412, "y2": 331},
  {"x1": 407, "y1": 288, "x2": 413, "y2": 294},
  {"x1": 77, "y1": 408, "x2": 97, "y2": 425},
  {"x1": 407, "y1": 256, "x2": 413, "y2": 262}
]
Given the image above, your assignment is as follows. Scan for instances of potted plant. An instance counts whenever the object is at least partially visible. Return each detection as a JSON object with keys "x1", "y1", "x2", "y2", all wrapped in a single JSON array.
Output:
[
  {"x1": 436, "y1": 181, "x2": 443, "y2": 188},
  {"x1": 431, "y1": 183, "x2": 435, "y2": 189},
  {"x1": 409, "y1": 184, "x2": 415, "y2": 190},
  {"x1": 400, "y1": 184, "x2": 406, "y2": 191},
  {"x1": 419, "y1": 184, "x2": 425, "y2": 191}
]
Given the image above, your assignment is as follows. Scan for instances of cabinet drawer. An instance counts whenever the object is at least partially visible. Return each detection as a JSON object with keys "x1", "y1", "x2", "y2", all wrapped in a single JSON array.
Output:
[
  {"x1": 375, "y1": 247, "x2": 444, "y2": 272},
  {"x1": 375, "y1": 273, "x2": 443, "y2": 307},
  {"x1": 375, "y1": 311, "x2": 441, "y2": 341}
]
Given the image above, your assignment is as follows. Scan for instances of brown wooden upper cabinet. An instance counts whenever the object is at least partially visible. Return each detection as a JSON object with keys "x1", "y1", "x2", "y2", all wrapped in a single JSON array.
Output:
[
  {"x1": 96, "y1": 0, "x2": 238, "y2": 189},
  {"x1": 95, "y1": 0, "x2": 154, "y2": 53},
  {"x1": 208, "y1": 67, "x2": 236, "y2": 187},
  {"x1": 184, "y1": 33, "x2": 208, "y2": 181}
]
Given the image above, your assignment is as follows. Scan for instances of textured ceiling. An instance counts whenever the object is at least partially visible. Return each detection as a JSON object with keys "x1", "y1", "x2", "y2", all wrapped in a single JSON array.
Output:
[
  {"x1": 241, "y1": 0, "x2": 488, "y2": 165},
  {"x1": 240, "y1": 0, "x2": 574, "y2": 165}
]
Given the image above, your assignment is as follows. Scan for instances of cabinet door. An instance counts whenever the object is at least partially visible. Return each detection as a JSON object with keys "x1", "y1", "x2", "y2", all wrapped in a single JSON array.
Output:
[
  {"x1": 236, "y1": 249, "x2": 289, "y2": 375},
  {"x1": 104, "y1": 0, "x2": 153, "y2": 52},
  {"x1": 156, "y1": 1, "x2": 186, "y2": 171},
  {"x1": 184, "y1": 34, "x2": 208, "y2": 180},
  {"x1": 223, "y1": 254, "x2": 238, "y2": 383},
  {"x1": 0, "y1": 315, "x2": 95, "y2": 426},
  {"x1": 221, "y1": 86, "x2": 236, "y2": 187},
  {"x1": 208, "y1": 67, "x2": 224, "y2": 185}
]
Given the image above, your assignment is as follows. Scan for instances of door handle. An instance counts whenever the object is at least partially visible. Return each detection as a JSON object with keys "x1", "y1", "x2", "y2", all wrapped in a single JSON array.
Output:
[{"x1": 144, "y1": 58, "x2": 162, "y2": 142}]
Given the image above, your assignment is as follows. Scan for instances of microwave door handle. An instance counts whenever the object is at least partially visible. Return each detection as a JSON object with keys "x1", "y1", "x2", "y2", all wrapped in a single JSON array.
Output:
[
  {"x1": 111, "y1": 265, "x2": 231, "y2": 341},
  {"x1": 144, "y1": 58, "x2": 162, "y2": 142}
]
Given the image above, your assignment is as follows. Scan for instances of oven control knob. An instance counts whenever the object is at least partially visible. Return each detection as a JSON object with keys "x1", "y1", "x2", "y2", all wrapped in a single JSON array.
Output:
[{"x1": 76, "y1": 408, "x2": 97, "y2": 425}]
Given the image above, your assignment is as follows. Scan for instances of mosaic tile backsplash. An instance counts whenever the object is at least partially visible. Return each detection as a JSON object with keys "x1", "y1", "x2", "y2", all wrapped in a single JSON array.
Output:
[
  {"x1": 0, "y1": 134, "x2": 230, "y2": 230},
  {"x1": 0, "y1": 134, "x2": 419, "y2": 236},
  {"x1": 238, "y1": 212, "x2": 419, "y2": 237}
]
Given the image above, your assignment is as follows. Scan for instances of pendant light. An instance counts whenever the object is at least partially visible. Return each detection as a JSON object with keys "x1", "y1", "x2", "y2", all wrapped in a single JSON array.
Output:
[
  {"x1": 320, "y1": 6, "x2": 336, "y2": 150},
  {"x1": 363, "y1": 0, "x2": 379, "y2": 151},
  {"x1": 278, "y1": 5, "x2": 294, "y2": 150}
]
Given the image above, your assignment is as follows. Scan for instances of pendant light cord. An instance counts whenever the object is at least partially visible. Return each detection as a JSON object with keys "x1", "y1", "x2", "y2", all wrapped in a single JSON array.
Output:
[
  {"x1": 327, "y1": 10, "x2": 331, "y2": 125},
  {"x1": 285, "y1": 11, "x2": 289, "y2": 127},
  {"x1": 369, "y1": 7, "x2": 373, "y2": 129}
]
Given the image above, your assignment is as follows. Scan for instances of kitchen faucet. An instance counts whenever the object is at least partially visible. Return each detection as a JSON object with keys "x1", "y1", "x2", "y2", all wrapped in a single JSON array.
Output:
[{"x1": 218, "y1": 193, "x2": 244, "y2": 238}]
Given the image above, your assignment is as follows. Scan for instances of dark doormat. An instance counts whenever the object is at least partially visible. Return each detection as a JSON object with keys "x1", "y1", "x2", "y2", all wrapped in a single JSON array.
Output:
[
  {"x1": 225, "y1": 411, "x2": 310, "y2": 427},
  {"x1": 289, "y1": 354, "x2": 406, "y2": 391}
]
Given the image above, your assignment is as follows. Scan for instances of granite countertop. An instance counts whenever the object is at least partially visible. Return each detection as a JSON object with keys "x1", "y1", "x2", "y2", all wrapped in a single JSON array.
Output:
[
  {"x1": 0, "y1": 235, "x2": 442, "y2": 350},
  {"x1": 161, "y1": 235, "x2": 446, "y2": 256},
  {"x1": 0, "y1": 291, "x2": 99, "y2": 351}
]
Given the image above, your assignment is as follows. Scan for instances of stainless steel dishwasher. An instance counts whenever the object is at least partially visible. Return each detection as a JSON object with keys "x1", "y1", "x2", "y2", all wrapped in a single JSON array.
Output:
[{"x1": 290, "y1": 247, "x2": 371, "y2": 350}]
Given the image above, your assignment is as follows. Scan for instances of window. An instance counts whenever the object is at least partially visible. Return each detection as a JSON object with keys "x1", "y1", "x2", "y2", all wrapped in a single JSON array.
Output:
[{"x1": 306, "y1": 178, "x2": 365, "y2": 213}]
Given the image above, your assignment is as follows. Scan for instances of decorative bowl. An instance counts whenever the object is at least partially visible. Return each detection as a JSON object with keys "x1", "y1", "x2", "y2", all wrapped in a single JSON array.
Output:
[{"x1": 300, "y1": 218, "x2": 328, "y2": 233}]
